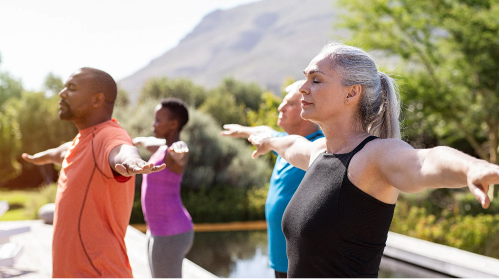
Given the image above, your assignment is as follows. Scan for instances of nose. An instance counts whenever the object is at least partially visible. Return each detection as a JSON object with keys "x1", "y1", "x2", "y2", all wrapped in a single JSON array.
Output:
[
  {"x1": 58, "y1": 88, "x2": 67, "y2": 98},
  {"x1": 299, "y1": 82, "x2": 309, "y2": 95},
  {"x1": 278, "y1": 102, "x2": 285, "y2": 112}
]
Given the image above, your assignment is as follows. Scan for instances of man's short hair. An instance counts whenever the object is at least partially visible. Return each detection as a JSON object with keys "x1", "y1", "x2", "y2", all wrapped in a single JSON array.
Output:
[
  {"x1": 160, "y1": 98, "x2": 189, "y2": 131},
  {"x1": 80, "y1": 67, "x2": 117, "y2": 104},
  {"x1": 285, "y1": 79, "x2": 306, "y2": 95}
]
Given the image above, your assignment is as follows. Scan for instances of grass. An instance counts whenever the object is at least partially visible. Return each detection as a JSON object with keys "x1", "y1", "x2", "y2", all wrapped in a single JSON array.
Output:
[{"x1": 0, "y1": 183, "x2": 57, "y2": 221}]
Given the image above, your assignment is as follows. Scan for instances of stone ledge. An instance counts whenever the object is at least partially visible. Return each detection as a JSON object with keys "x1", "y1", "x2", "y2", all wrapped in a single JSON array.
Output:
[{"x1": 385, "y1": 231, "x2": 499, "y2": 278}]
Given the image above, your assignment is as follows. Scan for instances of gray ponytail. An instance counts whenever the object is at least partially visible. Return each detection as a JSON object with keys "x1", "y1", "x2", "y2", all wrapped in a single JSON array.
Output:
[{"x1": 320, "y1": 43, "x2": 401, "y2": 139}]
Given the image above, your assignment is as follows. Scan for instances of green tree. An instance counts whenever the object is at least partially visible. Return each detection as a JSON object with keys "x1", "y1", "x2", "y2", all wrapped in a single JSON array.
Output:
[
  {"x1": 339, "y1": 0, "x2": 499, "y2": 164},
  {"x1": 43, "y1": 73, "x2": 64, "y2": 96},
  {"x1": 139, "y1": 77, "x2": 206, "y2": 108},
  {"x1": 115, "y1": 88, "x2": 131, "y2": 107},
  {"x1": 247, "y1": 91, "x2": 282, "y2": 130},
  {"x1": 0, "y1": 72, "x2": 23, "y2": 107},
  {"x1": 10, "y1": 92, "x2": 78, "y2": 156},
  {"x1": 0, "y1": 105, "x2": 22, "y2": 184},
  {"x1": 199, "y1": 90, "x2": 247, "y2": 126},
  {"x1": 216, "y1": 77, "x2": 263, "y2": 111},
  {"x1": 181, "y1": 109, "x2": 270, "y2": 191}
]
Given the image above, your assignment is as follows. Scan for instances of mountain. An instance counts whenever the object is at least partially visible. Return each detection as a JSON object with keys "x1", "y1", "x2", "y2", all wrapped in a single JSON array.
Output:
[{"x1": 119, "y1": 0, "x2": 345, "y2": 103}]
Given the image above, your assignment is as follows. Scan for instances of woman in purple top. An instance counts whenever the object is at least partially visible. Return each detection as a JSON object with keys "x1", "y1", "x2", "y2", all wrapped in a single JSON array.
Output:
[{"x1": 133, "y1": 98, "x2": 194, "y2": 278}]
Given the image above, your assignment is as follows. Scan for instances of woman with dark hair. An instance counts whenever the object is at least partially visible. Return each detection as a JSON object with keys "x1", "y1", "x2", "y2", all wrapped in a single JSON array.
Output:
[
  {"x1": 249, "y1": 43, "x2": 497, "y2": 278},
  {"x1": 133, "y1": 98, "x2": 193, "y2": 278}
]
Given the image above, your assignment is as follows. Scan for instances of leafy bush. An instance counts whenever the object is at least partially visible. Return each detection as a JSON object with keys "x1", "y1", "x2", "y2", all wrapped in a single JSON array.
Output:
[
  {"x1": 391, "y1": 199, "x2": 499, "y2": 259},
  {"x1": 24, "y1": 183, "x2": 57, "y2": 220},
  {"x1": 397, "y1": 188, "x2": 499, "y2": 218},
  {"x1": 181, "y1": 109, "x2": 270, "y2": 191},
  {"x1": 139, "y1": 77, "x2": 206, "y2": 108},
  {"x1": 182, "y1": 184, "x2": 268, "y2": 223}
]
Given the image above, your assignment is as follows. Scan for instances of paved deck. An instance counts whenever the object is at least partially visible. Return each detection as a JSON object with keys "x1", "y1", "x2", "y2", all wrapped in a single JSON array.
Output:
[{"x1": 0, "y1": 220, "x2": 216, "y2": 278}]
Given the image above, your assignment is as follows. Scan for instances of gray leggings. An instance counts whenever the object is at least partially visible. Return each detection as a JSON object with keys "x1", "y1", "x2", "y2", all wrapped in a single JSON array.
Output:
[{"x1": 147, "y1": 229, "x2": 194, "y2": 278}]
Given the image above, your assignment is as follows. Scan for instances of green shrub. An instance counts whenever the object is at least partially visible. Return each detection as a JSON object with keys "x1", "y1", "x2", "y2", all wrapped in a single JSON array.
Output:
[
  {"x1": 391, "y1": 199, "x2": 499, "y2": 259},
  {"x1": 182, "y1": 184, "x2": 268, "y2": 223},
  {"x1": 181, "y1": 109, "x2": 270, "y2": 191},
  {"x1": 24, "y1": 183, "x2": 57, "y2": 219}
]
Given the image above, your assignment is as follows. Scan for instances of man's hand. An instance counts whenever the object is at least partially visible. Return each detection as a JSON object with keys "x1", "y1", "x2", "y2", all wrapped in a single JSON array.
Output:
[
  {"x1": 110, "y1": 144, "x2": 165, "y2": 177},
  {"x1": 115, "y1": 159, "x2": 166, "y2": 177},
  {"x1": 220, "y1": 124, "x2": 248, "y2": 138},
  {"x1": 22, "y1": 153, "x2": 52, "y2": 165},
  {"x1": 248, "y1": 134, "x2": 273, "y2": 159},
  {"x1": 21, "y1": 142, "x2": 71, "y2": 166}
]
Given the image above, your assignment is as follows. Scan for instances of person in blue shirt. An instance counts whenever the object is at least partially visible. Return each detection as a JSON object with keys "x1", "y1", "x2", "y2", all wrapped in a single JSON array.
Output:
[{"x1": 221, "y1": 80, "x2": 324, "y2": 278}]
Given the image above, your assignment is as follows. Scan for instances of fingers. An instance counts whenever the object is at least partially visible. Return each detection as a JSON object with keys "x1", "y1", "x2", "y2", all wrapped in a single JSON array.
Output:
[
  {"x1": 252, "y1": 150, "x2": 261, "y2": 159},
  {"x1": 151, "y1": 163, "x2": 166, "y2": 172},
  {"x1": 469, "y1": 182, "x2": 491, "y2": 209},
  {"x1": 21, "y1": 153, "x2": 48, "y2": 165},
  {"x1": 169, "y1": 142, "x2": 189, "y2": 154},
  {"x1": 220, "y1": 124, "x2": 240, "y2": 137},
  {"x1": 116, "y1": 162, "x2": 166, "y2": 176},
  {"x1": 132, "y1": 138, "x2": 142, "y2": 146},
  {"x1": 21, "y1": 153, "x2": 34, "y2": 163}
]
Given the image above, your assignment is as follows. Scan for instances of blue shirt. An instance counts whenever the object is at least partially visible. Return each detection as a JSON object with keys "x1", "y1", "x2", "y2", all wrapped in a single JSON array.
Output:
[{"x1": 265, "y1": 130, "x2": 324, "y2": 272}]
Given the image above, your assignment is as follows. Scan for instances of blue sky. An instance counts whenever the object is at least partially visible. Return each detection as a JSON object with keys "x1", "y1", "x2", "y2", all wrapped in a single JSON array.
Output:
[{"x1": 0, "y1": 0, "x2": 261, "y2": 91}]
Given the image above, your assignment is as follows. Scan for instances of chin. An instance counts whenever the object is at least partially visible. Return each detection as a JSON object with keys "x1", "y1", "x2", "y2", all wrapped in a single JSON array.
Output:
[{"x1": 58, "y1": 112, "x2": 72, "y2": 121}]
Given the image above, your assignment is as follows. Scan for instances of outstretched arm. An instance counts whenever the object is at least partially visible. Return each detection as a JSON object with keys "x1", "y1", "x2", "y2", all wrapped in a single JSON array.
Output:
[
  {"x1": 248, "y1": 134, "x2": 326, "y2": 171},
  {"x1": 376, "y1": 139, "x2": 496, "y2": 209},
  {"x1": 221, "y1": 124, "x2": 275, "y2": 139},
  {"x1": 22, "y1": 142, "x2": 72, "y2": 166},
  {"x1": 133, "y1": 136, "x2": 167, "y2": 153},
  {"x1": 110, "y1": 144, "x2": 166, "y2": 177}
]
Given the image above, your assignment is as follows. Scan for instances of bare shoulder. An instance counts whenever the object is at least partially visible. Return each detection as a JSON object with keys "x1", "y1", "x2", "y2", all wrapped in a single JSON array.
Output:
[
  {"x1": 349, "y1": 138, "x2": 417, "y2": 204},
  {"x1": 309, "y1": 138, "x2": 327, "y2": 166},
  {"x1": 359, "y1": 138, "x2": 414, "y2": 159}
]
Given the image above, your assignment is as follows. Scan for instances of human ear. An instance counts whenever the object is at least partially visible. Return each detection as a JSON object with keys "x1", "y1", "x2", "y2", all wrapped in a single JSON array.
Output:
[
  {"x1": 91, "y1": 93, "x2": 105, "y2": 108},
  {"x1": 345, "y1": 85, "x2": 362, "y2": 101},
  {"x1": 170, "y1": 119, "x2": 179, "y2": 131}
]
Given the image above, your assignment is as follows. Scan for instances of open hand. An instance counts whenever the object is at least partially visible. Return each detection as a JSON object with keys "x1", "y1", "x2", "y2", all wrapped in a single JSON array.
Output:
[
  {"x1": 115, "y1": 159, "x2": 166, "y2": 177},
  {"x1": 22, "y1": 153, "x2": 52, "y2": 165},
  {"x1": 168, "y1": 141, "x2": 189, "y2": 162}
]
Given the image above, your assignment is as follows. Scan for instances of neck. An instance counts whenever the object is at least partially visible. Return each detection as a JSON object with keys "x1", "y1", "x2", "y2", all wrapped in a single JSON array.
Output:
[
  {"x1": 165, "y1": 132, "x2": 180, "y2": 146},
  {"x1": 284, "y1": 123, "x2": 320, "y2": 137},
  {"x1": 74, "y1": 114, "x2": 112, "y2": 131},
  {"x1": 318, "y1": 115, "x2": 369, "y2": 154}
]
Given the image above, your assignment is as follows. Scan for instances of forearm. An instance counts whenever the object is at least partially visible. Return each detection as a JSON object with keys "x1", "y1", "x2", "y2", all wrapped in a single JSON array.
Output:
[
  {"x1": 420, "y1": 146, "x2": 483, "y2": 189},
  {"x1": 222, "y1": 124, "x2": 275, "y2": 138},
  {"x1": 267, "y1": 135, "x2": 312, "y2": 170},
  {"x1": 24, "y1": 141, "x2": 71, "y2": 166},
  {"x1": 109, "y1": 144, "x2": 142, "y2": 172},
  {"x1": 133, "y1": 137, "x2": 166, "y2": 153}
]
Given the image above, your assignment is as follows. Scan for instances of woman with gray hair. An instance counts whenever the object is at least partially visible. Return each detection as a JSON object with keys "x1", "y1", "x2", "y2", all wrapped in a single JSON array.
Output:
[{"x1": 249, "y1": 42, "x2": 497, "y2": 277}]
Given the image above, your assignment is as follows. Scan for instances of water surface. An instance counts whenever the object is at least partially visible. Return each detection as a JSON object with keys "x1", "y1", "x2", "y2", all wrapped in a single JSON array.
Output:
[{"x1": 186, "y1": 230, "x2": 450, "y2": 278}]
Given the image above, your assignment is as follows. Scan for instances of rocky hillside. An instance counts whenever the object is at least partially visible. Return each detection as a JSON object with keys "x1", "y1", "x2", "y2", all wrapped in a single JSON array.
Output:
[{"x1": 119, "y1": 0, "x2": 346, "y2": 103}]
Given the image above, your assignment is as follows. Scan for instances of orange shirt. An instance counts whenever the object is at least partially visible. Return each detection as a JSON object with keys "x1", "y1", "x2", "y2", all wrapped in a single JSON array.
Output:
[{"x1": 52, "y1": 119, "x2": 135, "y2": 278}]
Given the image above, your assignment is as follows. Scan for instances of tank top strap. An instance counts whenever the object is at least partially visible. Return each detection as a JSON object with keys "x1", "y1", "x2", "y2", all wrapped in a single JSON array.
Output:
[
  {"x1": 351, "y1": 135, "x2": 378, "y2": 155},
  {"x1": 337, "y1": 135, "x2": 378, "y2": 168}
]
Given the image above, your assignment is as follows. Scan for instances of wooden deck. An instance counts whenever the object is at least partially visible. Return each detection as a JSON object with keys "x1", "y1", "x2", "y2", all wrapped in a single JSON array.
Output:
[{"x1": 0, "y1": 220, "x2": 216, "y2": 278}]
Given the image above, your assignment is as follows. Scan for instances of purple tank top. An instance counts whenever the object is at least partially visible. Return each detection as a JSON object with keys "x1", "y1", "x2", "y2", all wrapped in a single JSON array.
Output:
[{"x1": 141, "y1": 147, "x2": 193, "y2": 236}]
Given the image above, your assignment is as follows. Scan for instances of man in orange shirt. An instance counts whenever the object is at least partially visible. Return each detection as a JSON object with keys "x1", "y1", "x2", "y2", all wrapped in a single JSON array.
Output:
[{"x1": 22, "y1": 67, "x2": 164, "y2": 277}]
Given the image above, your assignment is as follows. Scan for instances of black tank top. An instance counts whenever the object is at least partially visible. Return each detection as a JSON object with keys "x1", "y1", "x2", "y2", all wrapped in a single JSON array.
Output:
[{"x1": 282, "y1": 136, "x2": 395, "y2": 278}]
